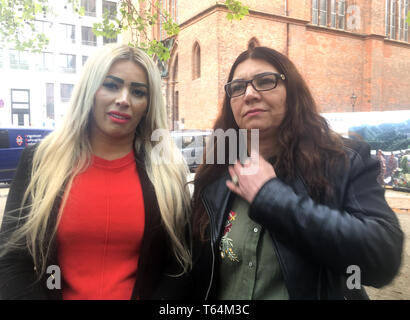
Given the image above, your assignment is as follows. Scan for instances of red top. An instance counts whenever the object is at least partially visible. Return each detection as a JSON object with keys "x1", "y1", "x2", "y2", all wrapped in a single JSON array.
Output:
[{"x1": 57, "y1": 151, "x2": 145, "y2": 300}]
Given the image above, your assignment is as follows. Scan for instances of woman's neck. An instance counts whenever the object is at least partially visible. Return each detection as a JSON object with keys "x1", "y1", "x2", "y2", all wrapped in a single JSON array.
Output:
[
  {"x1": 91, "y1": 135, "x2": 134, "y2": 160},
  {"x1": 247, "y1": 130, "x2": 278, "y2": 160}
]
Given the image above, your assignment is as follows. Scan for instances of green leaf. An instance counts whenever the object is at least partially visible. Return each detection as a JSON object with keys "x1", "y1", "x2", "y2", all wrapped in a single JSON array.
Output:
[
  {"x1": 1, "y1": 0, "x2": 247, "y2": 55},
  {"x1": 224, "y1": 0, "x2": 249, "y2": 21}
]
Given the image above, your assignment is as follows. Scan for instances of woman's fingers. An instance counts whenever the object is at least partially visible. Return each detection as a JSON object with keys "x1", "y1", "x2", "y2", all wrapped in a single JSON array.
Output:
[
  {"x1": 227, "y1": 165, "x2": 241, "y2": 194},
  {"x1": 226, "y1": 152, "x2": 277, "y2": 203}
]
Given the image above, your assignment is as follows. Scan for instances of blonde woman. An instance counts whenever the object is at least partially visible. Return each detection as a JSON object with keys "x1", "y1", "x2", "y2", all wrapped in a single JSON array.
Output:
[{"x1": 0, "y1": 44, "x2": 192, "y2": 300}]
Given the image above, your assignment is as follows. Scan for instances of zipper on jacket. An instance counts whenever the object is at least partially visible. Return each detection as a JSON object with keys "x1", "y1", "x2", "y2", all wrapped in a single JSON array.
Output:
[{"x1": 201, "y1": 196, "x2": 216, "y2": 300}]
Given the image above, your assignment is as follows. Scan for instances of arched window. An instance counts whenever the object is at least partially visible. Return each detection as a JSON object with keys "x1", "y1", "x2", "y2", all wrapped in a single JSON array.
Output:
[
  {"x1": 172, "y1": 54, "x2": 178, "y2": 82},
  {"x1": 192, "y1": 42, "x2": 200, "y2": 79},
  {"x1": 248, "y1": 37, "x2": 260, "y2": 50}
]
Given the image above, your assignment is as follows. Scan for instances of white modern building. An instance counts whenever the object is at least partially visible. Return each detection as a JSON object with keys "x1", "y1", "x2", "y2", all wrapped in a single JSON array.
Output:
[{"x1": 0, "y1": 0, "x2": 121, "y2": 128}]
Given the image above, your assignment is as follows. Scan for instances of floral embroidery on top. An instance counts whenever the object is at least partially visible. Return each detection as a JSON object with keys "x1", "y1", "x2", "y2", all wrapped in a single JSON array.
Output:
[{"x1": 219, "y1": 210, "x2": 239, "y2": 262}]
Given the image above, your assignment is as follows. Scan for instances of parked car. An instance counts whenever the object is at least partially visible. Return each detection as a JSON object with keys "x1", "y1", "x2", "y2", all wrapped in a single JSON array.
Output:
[
  {"x1": 171, "y1": 130, "x2": 211, "y2": 172},
  {"x1": 0, "y1": 127, "x2": 53, "y2": 184}
]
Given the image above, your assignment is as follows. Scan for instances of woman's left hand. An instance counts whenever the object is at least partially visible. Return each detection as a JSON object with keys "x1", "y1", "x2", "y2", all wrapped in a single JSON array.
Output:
[{"x1": 226, "y1": 151, "x2": 277, "y2": 203}]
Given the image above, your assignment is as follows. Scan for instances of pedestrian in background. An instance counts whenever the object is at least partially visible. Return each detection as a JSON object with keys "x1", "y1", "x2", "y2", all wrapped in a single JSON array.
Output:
[
  {"x1": 387, "y1": 152, "x2": 398, "y2": 179},
  {"x1": 0, "y1": 44, "x2": 192, "y2": 300},
  {"x1": 377, "y1": 149, "x2": 387, "y2": 186}
]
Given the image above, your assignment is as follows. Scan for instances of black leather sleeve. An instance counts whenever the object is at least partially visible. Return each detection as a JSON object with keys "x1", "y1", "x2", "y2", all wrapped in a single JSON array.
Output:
[
  {"x1": 249, "y1": 142, "x2": 403, "y2": 288},
  {"x1": 0, "y1": 146, "x2": 49, "y2": 299}
]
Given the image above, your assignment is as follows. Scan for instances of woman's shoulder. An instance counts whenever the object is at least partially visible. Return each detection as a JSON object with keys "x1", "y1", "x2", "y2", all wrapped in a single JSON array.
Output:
[
  {"x1": 9, "y1": 144, "x2": 39, "y2": 190},
  {"x1": 21, "y1": 144, "x2": 37, "y2": 157},
  {"x1": 339, "y1": 137, "x2": 382, "y2": 179},
  {"x1": 341, "y1": 137, "x2": 371, "y2": 161},
  {"x1": 17, "y1": 145, "x2": 38, "y2": 169}
]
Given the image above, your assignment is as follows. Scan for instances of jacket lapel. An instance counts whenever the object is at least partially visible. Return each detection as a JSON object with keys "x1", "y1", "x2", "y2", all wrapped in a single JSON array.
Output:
[
  {"x1": 201, "y1": 171, "x2": 232, "y2": 246},
  {"x1": 131, "y1": 153, "x2": 169, "y2": 300}
]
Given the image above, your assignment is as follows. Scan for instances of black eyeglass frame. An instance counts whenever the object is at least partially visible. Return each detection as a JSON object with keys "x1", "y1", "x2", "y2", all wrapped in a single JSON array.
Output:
[{"x1": 224, "y1": 72, "x2": 286, "y2": 98}]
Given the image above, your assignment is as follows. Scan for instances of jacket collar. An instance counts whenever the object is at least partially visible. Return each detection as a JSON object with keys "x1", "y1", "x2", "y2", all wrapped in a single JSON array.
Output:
[
  {"x1": 201, "y1": 170, "x2": 232, "y2": 245},
  {"x1": 200, "y1": 168, "x2": 310, "y2": 246}
]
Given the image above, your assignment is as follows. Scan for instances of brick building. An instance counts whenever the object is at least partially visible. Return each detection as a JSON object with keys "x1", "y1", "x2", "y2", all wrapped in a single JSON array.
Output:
[{"x1": 158, "y1": 0, "x2": 410, "y2": 130}]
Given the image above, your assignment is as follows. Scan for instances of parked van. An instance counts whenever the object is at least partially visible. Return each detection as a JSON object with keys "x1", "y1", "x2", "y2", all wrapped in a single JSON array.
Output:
[
  {"x1": 0, "y1": 128, "x2": 53, "y2": 184},
  {"x1": 171, "y1": 130, "x2": 211, "y2": 172}
]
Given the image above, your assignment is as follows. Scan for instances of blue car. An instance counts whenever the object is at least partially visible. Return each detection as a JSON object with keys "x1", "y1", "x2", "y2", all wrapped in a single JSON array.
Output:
[{"x1": 0, "y1": 128, "x2": 53, "y2": 184}]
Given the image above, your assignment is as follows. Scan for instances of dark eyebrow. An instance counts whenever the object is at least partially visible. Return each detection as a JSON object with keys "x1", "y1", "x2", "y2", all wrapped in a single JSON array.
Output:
[
  {"x1": 232, "y1": 72, "x2": 276, "y2": 82},
  {"x1": 105, "y1": 75, "x2": 148, "y2": 88},
  {"x1": 106, "y1": 75, "x2": 123, "y2": 84}
]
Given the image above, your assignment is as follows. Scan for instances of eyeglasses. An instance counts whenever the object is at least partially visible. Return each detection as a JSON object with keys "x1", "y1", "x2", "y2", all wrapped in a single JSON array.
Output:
[{"x1": 224, "y1": 72, "x2": 286, "y2": 98}]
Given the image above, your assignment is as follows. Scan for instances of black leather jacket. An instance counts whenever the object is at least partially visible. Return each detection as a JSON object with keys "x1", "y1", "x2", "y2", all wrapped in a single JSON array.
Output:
[{"x1": 192, "y1": 139, "x2": 403, "y2": 300}]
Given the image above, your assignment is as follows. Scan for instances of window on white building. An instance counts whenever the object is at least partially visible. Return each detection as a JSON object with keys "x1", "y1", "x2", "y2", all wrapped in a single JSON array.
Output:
[
  {"x1": 103, "y1": 35, "x2": 117, "y2": 44},
  {"x1": 82, "y1": 26, "x2": 97, "y2": 46},
  {"x1": 35, "y1": 52, "x2": 54, "y2": 71},
  {"x1": 46, "y1": 83, "x2": 55, "y2": 120},
  {"x1": 60, "y1": 23, "x2": 76, "y2": 44},
  {"x1": 81, "y1": 0, "x2": 96, "y2": 17},
  {"x1": 9, "y1": 50, "x2": 30, "y2": 70},
  {"x1": 60, "y1": 83, "x2": 74, "y2": 102},
  {"x1": 35, "y1": 20, "x2": 53, "y2": 34},
  {"x1": 82, "y1": 55, "x2": 88, "y2": 66},
  {"x1": 59, "y1": 54, "x2": 76, "y2": 73},
  {"x1": 103, "y1": 1, "x2": 117, "y2": 19},
  {"x1": 11, "y1": 89, "x2": 30, "y2": 126}
]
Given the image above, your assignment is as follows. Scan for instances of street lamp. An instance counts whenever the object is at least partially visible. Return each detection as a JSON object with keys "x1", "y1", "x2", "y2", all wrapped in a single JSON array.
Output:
[{"x1": 351, "y1": 92, "x2": 357, "y2": 112}]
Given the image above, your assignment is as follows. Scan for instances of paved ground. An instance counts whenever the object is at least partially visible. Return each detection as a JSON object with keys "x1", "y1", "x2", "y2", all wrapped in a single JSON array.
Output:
[{"x1": 0, "y1": 185, "x2": 409, "y2": 299}]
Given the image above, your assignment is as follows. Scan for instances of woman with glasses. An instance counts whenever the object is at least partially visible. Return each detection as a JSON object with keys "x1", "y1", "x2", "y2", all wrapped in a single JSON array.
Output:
[
  {"x1": 191, "y1": 46, "x2": 403, "y2": 299},
  {"x1": 0, "y1": 44, "x2": 192, "y2": 299}
]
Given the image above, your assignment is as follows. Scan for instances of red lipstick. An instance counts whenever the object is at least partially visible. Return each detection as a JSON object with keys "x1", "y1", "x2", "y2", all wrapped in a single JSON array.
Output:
[{"x1": 107, "y1": 111, "x2": 131, "y2": 124}]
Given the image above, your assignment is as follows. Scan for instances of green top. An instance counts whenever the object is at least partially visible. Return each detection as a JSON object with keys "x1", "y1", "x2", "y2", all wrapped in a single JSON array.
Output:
[{"x1": 217, "y1": 195, "x2": 289, "y2": 300}]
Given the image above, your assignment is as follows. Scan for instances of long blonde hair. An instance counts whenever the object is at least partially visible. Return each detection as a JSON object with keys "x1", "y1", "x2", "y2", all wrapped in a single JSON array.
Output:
[{"x1": 2, "y1": 44, "x2": 192, "y2": 276}]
